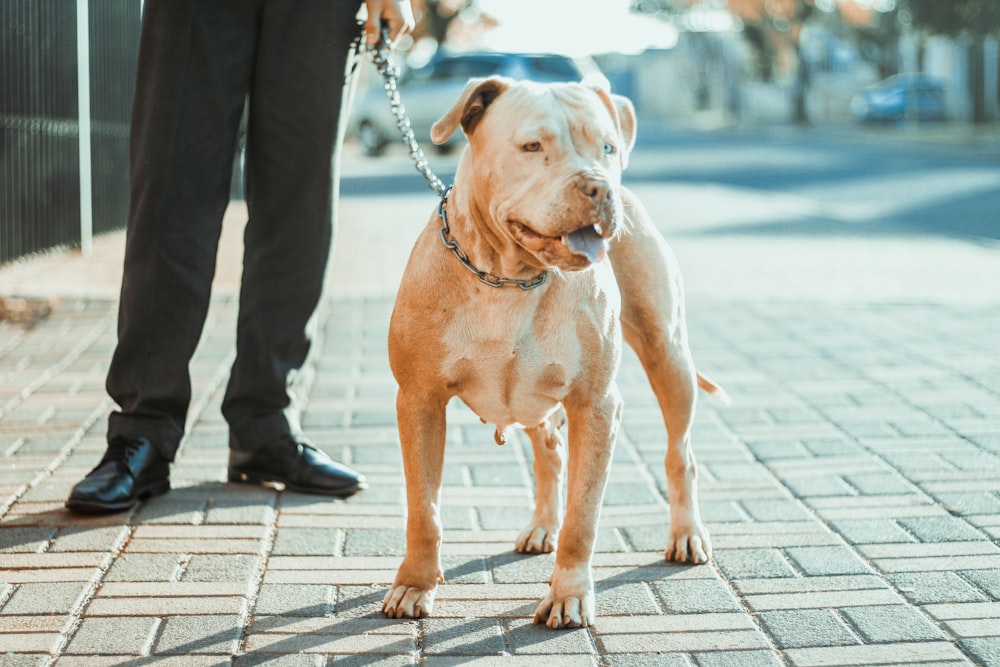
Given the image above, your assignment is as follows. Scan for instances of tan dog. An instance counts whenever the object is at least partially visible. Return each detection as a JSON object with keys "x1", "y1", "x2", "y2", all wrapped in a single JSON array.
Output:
[{"x1": 383, "y1": 76, "x2": 725, "y2": 629}]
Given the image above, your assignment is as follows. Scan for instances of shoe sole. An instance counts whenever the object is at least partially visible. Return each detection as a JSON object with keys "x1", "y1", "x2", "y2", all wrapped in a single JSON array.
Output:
[
  {"x1": 228, "y1": 468, "x2": 366, "y2": 498},
  {"x1": 65, "y1": 480, "x2": 171, "y2": 514}
]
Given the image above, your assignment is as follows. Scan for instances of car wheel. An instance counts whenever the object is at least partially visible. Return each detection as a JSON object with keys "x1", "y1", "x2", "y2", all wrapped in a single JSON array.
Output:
[{"x1": 358, "y1": 121, "x2": 388, "y2": 157}]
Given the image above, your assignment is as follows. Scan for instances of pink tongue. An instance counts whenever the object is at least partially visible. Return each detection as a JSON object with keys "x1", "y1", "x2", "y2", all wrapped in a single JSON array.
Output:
[{"x1": 565, "y1": 226, "x2": 608, "y2": 263}]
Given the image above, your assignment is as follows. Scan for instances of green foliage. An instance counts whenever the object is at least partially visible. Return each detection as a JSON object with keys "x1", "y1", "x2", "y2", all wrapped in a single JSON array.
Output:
[{"x1": 902, "y1": 0, "x2": 1000, "y2": 37}]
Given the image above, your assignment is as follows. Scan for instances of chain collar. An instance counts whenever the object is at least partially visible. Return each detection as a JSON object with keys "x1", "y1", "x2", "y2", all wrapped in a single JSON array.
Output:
[{"x1": 438, "y1": 188, "x2": 548, "y2": 290}]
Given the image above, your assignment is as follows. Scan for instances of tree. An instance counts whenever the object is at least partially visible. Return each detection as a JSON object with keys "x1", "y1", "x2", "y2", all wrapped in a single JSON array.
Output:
[
  {"x1": 633, "y1": 0, "x2": 820, "y2": 122},
  {"x1": 901, "y1": 0, "x2": 1000, "y2": 122},
  {"x1": 901, "y1": 0, "x2": 1000, "y2": 38}
]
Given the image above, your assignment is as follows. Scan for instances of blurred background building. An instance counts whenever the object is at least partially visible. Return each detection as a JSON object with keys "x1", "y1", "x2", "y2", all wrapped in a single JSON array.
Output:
[{"x1": 2, "y1": 0, "x2": 998, "y2": 265}]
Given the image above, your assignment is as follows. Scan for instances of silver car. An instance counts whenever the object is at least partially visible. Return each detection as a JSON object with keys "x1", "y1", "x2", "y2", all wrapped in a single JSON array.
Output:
[{"x1": 350, "y1": 51, "x2": 592, "y2": 156}]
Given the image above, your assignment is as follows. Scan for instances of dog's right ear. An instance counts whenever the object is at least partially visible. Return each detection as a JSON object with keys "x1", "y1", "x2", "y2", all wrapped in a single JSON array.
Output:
[{"x1": 431, "y1": 76, "x2": 511, "y2": 144}]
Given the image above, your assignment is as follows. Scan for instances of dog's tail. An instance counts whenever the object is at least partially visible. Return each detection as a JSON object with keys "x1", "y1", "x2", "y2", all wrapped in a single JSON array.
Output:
[{"x1": 697, "y1": 372, "x2": 731, "y2": 405}]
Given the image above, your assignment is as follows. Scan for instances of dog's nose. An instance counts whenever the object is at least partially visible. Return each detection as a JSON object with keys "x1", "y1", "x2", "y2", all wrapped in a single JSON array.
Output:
[{"x1": 581, "y1": 178, "x2": 613, "y2": 204}]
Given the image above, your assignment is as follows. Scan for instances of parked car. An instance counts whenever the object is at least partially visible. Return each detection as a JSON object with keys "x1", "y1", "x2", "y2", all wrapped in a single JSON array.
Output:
[
  {"x1": 349, "y1": 51, "x2": 595, "y2": 156},
  {"x1": 850, "y1": 73, "x2": 949, "y2": 123}
]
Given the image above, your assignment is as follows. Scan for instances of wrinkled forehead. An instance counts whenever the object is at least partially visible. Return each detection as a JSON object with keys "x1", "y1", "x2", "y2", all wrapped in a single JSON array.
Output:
[{"x1": 485, "y1": 82, "x2": 616, "y2": 140}]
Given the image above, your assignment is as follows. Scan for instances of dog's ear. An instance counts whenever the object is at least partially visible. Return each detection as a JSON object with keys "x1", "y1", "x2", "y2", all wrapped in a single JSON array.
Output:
[
  {"x1": 431, "y1": 76, "x2": 511, "y2": 144},
  {"x1": 592, "y1": 87, "x2": 637, "y2": 170}
]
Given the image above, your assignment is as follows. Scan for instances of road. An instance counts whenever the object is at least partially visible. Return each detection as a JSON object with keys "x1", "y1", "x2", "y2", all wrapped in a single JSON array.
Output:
[{"x1": 337, "y1": 123, "x2": 1000, "y2": 306}]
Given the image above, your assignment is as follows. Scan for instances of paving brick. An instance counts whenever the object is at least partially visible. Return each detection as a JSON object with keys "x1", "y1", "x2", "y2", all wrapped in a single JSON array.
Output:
[
  {"x1": 693, "y1": 650, "x2": 783, "y2": 667},
  {"x1": 243, "y1": 631, "x2": 417, "y2": 655},
  {"x1": 422, "y1": 618, "x2": 506, "y2": 656},
  {"x1": 649, "y1": 579, "x2": 743, "y2": 614},
  {"x1": 600, "y1": 629, "x2": 770, "y2": 654},
  {"x1": 731, "y1": 575, "x2": 886, "y2": 595},
  {"x1": 595, "y1": 654, "x2": 690, "y2": 667},
  {"x1": 924, "y1": 601, "x2": 1000, "y2": 621},
  {"x1": 0, "y1": 633, "x2": 61, "y2": 653},
  {"x1": 153, "y1": 614, "x2": 243, "y2": 655},
  {"x1": 962, "y1": 569, "x2": 1000, "y2": 599},
  {"x1": 757, "y1": 609, "x2": 858, "y2": 649},
  {"x1": 897, "y1": 516, "x2": 990, "y2": 542},
  {"x1": 783, "y1": 546, "x2": 871, "y2": 576},
  {"x1": 783, "y1": 641, "x2": 968, "y2": 666},
  {"x1": 85, "y1": 595, "x2": 246, "y2": 616},
  {"x1": 253, "y1": 584, "x2": 334, "y2": 616},
  {"x1": 271, "y1": 527, "x2": 345, "y2": 557},
  {"x1": 839, "y1": 604, "x2": 945, "y2": 642},
  {"x1": 595, "y1": 613, "x2": 756, "y2": 635},
  {"x1": 49, "y1": 526, "x2": 129, "y2": 552},
  {"x1": 342, "y1": 529, "x2": 406, "y2": 557},
  {"x1": 0, "y1": 582, "x2": 87, "y2": 615},
  {"x1": 889, "y1": 571, "x2": 989, "y2": 604},
  {"x1": 738, "y1": 499, "x2": 812, "y2": 522},
  {"x1": 181, "y1": 554, "x2": 261, "y2": 582},
  {"x1": 959, "y1": 637, "x2": 1000, "y2": 666},
  {"x1": 0, "y1": 526, "x2": 57, "y2": 552},
  {"x1": 713, "y1": 549, "x2": 797, "y2": 579},
  {"x1": 827, "y1": 519, "x2": 916, "y2": 545},
  {"x1": 744, "y1": 589, "x2": 903, "y2": 612},
  {"x1": 506, "y1": 619, "x2": 595, "y2": 655},
  {"x1": 63, "y1": 616, "x2": 157, "y2": 655},
  {"x1": 873, "y1": 554, "x2": 1000, "y2": 573}
]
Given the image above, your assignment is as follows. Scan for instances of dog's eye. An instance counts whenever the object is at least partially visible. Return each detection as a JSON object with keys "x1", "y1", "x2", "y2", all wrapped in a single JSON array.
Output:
[
  {"x1": 603, "y1": 143, "x2": 617, "y2": 156},
  {"x1": 522, "y1": 141, "x2": 542, "y2": 153}
]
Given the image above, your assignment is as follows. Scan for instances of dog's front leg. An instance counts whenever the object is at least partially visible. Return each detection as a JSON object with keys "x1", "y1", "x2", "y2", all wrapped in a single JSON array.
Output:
[
  {"x1": 382, "y1": 389, "x2": 448, "y2": 618},
  {"x1": 534, "y1": 392, "x2": 622, "y2": 629}
]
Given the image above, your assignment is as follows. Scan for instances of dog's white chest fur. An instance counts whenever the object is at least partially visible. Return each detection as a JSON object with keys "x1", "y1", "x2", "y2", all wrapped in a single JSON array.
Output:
[{"x1": 441, "y1": 270, "x2": 618, "y2": 432}]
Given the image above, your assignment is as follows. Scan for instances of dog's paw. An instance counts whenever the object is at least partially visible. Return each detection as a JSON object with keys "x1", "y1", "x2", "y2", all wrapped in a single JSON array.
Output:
[
  {"x1": 664, "y1": 522, "x2": 712, "y2": 564},
  {"x1": 515, "y1": 525, "x2": 558, "y2": 554},
  {"x1": 533, "y1": 590, "x2": 595, "y2": 629},
  {"x1": 532, "y1": 566, "x2": 594, "y2": 629},
  {"x1": 382, "y1": 584, "x2": 437, "y2": 619}
]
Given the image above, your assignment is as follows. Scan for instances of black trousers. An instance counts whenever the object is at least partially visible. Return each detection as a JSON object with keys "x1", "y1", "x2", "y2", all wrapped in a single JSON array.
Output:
[{"x1": 107, "y1": 0, "x2": 365, "y2": 460}]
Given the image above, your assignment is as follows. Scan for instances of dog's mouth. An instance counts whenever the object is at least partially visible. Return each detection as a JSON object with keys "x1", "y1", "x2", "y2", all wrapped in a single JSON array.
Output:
[{"x1": 509, "y1": 221, "x2": 610, "y2": 266}]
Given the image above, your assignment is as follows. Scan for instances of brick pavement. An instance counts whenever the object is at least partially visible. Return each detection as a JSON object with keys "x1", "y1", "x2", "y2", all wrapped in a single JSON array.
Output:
[{"x1": 2, "y1": 290, "x2": 999, "y2": 664}]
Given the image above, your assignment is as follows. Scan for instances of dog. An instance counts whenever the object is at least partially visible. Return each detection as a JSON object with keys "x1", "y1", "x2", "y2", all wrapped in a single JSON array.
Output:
[{"x1": 382, "y1": 76, "x2": 726, "y2": 629}]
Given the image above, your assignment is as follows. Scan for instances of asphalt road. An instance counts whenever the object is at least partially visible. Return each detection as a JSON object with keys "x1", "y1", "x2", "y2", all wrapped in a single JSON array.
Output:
[{"x1": 338, "y1": 123, "x2": 1000, "y2": 306}]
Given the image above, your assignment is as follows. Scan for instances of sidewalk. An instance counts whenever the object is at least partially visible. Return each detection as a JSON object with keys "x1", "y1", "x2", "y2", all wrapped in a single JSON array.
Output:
[{"x1": 2, "y1": 152, "x2": 1000, "y2": 664}]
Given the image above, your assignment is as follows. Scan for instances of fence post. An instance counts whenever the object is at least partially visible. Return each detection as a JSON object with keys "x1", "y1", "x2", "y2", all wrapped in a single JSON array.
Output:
[{"x1": 76, "y1": 0, "x2": 93, "y2": 255}]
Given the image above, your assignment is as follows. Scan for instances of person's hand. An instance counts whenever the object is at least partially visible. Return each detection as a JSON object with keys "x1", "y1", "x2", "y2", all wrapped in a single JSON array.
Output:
[{"x1": 364, "y1": 0, "x2": 415, "y2": 47}]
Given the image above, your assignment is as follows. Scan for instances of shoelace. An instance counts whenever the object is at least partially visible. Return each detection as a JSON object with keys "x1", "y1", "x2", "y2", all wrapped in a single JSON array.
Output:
[{"x1": 100, "y1": 437, "x2": 146, "y2": 465}]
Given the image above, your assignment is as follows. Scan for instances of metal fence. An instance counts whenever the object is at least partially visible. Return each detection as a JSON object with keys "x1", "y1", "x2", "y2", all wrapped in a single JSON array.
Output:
[{"x1": 1, "y1": 0, "x2": 140, "y2": 265}]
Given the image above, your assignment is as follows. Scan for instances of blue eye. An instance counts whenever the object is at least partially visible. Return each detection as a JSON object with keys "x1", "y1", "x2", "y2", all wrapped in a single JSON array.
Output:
[{"x1": 604, "y1": 143, "x2": 617, "y2": 155}]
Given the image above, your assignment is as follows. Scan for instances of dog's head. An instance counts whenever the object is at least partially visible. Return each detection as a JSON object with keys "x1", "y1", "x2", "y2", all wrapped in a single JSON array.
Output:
[{"x1": 432, "y1": 76, "x2": 636, "y2": 273}]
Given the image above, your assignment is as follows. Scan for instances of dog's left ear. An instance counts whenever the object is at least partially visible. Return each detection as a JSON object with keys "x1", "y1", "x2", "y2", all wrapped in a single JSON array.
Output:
[
  {"x1": 432, "y1": 76, "x2": 511, "y2": 144},
  {"x1": 592, "y1": 86, "x2": 637, "y2": 170}
]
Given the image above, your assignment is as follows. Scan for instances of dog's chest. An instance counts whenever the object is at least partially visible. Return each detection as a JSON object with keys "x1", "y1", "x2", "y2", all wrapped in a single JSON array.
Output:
[{"x1": 441, "y1": 298, "x2": 583, "y2": 429}]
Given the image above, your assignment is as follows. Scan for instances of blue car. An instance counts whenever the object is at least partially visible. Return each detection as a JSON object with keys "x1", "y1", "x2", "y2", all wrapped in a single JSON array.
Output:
[{"x1": 851, "y1": 73, "x2": 949, "y2": 123}]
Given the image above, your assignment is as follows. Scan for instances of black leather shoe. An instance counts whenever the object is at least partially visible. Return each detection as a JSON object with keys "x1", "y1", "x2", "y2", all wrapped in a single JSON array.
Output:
[
  {"x1": 66, "y1": 437, "x2": 171, "y2": 514},
  {"x1": 228, "y1": 434, "x2": 367, "y2": 498}
]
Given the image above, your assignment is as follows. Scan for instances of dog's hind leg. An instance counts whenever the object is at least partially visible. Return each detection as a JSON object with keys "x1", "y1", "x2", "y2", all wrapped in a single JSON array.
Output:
[
  {"x1": 382, "y1": 389, "x2": 448, "y2": 618},
  {"x1": 516, "y1": 414, "x2": 566, "y2": 554},
  {"x1": 609, "y1": 188, "x2": 712, "y2": 565}
]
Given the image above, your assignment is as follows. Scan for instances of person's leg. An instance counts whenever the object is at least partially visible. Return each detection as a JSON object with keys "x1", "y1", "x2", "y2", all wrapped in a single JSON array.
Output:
[
  {"x1": 223, "y1": 0, "x2": 364, "y2": 445},
  {"x1": 68, "y1": 0, "x2": 260, "y2": 513},
  {"x1": 106, "y1": 0, "x2": 260, "y2": 460},
  {"x1": 223, "y1": 0, "x2": 367, "y2": 497}
]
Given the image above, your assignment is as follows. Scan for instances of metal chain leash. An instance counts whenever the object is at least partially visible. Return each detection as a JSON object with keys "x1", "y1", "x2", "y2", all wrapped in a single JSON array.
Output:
[
  {"x1": 364, "y1": 31, "x2": 447, "y2": 196},
  {"x1": 360, "y1": 30, "x2": 548, "y2": 290}
]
